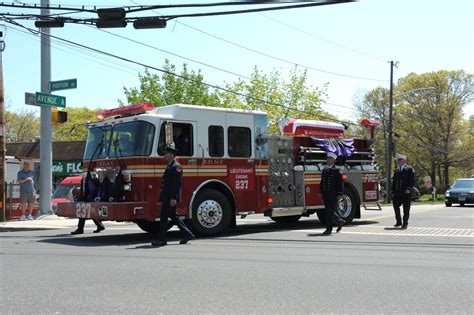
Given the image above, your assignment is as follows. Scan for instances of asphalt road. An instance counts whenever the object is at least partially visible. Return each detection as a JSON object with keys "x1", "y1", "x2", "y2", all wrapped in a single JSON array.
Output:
[{"x1": 1, "y1": 203, "x2": 473, "y2": 314}]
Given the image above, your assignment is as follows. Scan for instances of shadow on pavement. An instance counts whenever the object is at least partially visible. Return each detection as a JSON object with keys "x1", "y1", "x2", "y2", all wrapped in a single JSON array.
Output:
[{"x1": 37, "y1": 219, "x2": 380, "y2": 248}]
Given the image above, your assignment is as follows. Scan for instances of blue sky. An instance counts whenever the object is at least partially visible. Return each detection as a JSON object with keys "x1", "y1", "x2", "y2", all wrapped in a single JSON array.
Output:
[{"x1": 2, "y1": 0, "x2": 473, "y2": 122}]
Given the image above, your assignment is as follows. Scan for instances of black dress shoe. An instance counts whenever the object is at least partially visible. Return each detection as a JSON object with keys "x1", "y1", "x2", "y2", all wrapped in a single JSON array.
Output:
[
  {"x1": 179, "y1": 234, "x2": 195, "y2": 245},
  {"x1": 322, "y1": 230, "x2": 332, "y2": 235},
  {"x1": 93, "y1": 226, "x2": 105, "y2": 233},
  {"x1": 394, "y1": 223, "x2": 402, "y2": 228},
  {"x1": 151, "y1": 241, "x2": 167, "y2": 247},
  {"x1": 336, "y1": 223, "x2": 343, "y2": 233},
  {"x1": 71, "y1": 229, "x2": 84, "y2": 235},
  {"x1": 401, "y1": 224, "x2": 408, "y2": 229}
]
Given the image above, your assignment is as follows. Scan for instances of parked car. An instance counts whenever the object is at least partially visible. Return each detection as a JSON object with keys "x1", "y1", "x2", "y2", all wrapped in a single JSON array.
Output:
[
  {"x1": 445, "y1": 178, "x2": 474, "y2": 207},
  {"x1": 52, "y1": 176, "x2": 82, "y2": 213}
]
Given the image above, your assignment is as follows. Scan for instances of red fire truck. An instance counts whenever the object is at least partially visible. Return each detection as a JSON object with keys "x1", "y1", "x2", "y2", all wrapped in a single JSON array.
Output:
[{"x1": 57, "y1": 103, "x2": 381, "y2": 235}]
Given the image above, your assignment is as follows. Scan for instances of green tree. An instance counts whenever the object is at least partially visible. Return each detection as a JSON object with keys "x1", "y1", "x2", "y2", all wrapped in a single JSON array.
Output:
[
  {"x1": 53, "y1": 107, "x2": 101, "y2": 141},
  {"x1": 122, "y1": 60, "x2": 220, "y2": 107},
  {"x1": 219, "y1": 66, "x2": 329, "y2": 132},
  {"x1": 395, "y1": 70, "x2": 473, "y2": 189},
  {"x1": 357, "y1": 70, "x2": 474, "y2": 191},
  {"x1": 5, "y1": 109, "x2": 40, "y2": 143}
]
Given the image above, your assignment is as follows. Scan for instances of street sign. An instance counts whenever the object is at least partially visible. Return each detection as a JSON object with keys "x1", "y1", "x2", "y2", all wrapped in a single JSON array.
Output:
[
  {"x1": 25, "y1": 92, "x2": 38, "y2": 106},
  {"x1": 35, "y1": 92, "x2": 66, "y2": 108},
  {"x1": 50, "y1": 78, "x2": 77, "y2": 91}
]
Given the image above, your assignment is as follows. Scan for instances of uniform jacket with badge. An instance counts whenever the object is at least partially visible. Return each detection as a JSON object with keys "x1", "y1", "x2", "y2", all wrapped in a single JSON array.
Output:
[
  {"x1": 319, "y1": 165, "x2": 343, "y2": 197},
  {"x1": 391, "y1": 164, "x2": 415, "y2": 197},
  {"x1": 159, "y1": 160, "x2": 183, "y2": 203}
]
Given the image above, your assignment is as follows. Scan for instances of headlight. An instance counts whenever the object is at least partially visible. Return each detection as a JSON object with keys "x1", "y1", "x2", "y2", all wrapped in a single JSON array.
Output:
[
  {"x1": 445, "y1": 191, "x2": 450, "y2": 197},
  {"x1": 123, "y1": 173, "x2": 132, "y2": 183}
]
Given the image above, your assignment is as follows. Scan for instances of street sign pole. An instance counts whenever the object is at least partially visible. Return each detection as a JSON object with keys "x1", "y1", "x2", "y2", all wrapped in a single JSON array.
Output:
[{"x1": 40, "y1": 0, "x2": 53, "y2": 215}]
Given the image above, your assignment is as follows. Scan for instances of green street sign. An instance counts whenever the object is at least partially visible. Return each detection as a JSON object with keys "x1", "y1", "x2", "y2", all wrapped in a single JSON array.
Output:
[
  {"x1": 35, "y1": 92, "x2": 66, "y2": 108},
  {"x1": 50, "y1": 78, "x2": 77, "y2": 91}
]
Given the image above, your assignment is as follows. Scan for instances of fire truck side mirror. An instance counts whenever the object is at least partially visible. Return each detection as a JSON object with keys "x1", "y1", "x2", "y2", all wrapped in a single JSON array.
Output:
[{"x1": 165, "y1": 122, "x2": 174, "y2": 145}]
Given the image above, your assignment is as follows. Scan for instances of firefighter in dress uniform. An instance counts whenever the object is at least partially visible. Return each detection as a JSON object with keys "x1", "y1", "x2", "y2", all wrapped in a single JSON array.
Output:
[
  {"x1": 319, "y1": 152, "x2": 345, "y2": 235},
  {"x1": 391, "y1": 154, "x2": 415, "y2": 229},
  {"x1": 151, "y1": 143, "x2": 195, "y2": 247}
]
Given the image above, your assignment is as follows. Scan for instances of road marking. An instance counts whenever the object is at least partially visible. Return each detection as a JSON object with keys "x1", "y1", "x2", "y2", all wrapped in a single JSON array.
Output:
[
  {"x1": 297, "y1": 226, "x2": 474, "y2": 237},
  {"x1": 365, "y1": 207, "x2": 447, "y2": 221}
]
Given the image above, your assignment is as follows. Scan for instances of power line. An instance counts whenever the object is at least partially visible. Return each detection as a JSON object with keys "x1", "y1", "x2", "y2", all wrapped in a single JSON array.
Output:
[
  {"x1": 6, "y1": 1, "x2": 388, "y2": 83},
  {"x1": 93, "y1": 27, "x2": 252, "y2": 81},
  {"x1": 257, "y1": 12, "x2": 388, "y2": 63},
  {"x1": 173, "y1": 21, "x2": 387, "y2": 82},
  {"x1": 2, "y1": 18, "x2": 357, "y2": 126},
  {"x1": 8, "y1": 26, "x2": 141, "y2": 74}
]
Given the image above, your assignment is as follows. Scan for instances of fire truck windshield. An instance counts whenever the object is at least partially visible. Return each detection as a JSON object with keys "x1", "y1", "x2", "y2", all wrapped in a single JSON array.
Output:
[{"x1": 84, "y1": 121, "x2": 155, "y2": 159}]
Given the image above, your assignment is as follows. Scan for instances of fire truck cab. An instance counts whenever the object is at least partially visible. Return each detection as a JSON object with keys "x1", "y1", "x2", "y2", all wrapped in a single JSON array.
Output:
[{"x1": 57, "y1": 103, "x2": 380, "y2": 236}]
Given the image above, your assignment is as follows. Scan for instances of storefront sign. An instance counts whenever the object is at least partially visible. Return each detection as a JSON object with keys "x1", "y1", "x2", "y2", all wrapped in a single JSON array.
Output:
[{"x1": 52, "y1": 161, "x2": 82, "y2": 175}]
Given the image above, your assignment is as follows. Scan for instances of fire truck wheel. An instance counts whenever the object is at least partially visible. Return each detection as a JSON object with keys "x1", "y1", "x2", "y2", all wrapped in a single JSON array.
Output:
[
  {"x1": 316, "y1": 188, "x2": 358, "y2": 225},
  {"x1": 337, "y1": 188, "x2": 357, "y2": 223},
  {"x1": 270, "y1": 215, "x2": 301, "y2": 223},
  {"x1": 190, "y1": 189, "x2": 232, "y2": 236}
]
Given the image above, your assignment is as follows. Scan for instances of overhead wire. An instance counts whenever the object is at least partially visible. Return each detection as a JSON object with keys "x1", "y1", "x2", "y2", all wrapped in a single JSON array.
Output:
[
  {"x1": 167, "y1": 21, "x2": 387, "y2": 82},
  {"x1": 1, "y1": 18, "x2": 357, "y2": 126},
  {"x1": 94, "y1": 27, "x2": 253, "y2": 81},
  {"x1": 6, "y1": 24, "x2": 143, "y2": 74},
  {"x1": 5, "y1": 0, "x2": 387, "y2": 82},
  {"x1": 256, "y1": 12, "x2": 388, "y2": 63}
]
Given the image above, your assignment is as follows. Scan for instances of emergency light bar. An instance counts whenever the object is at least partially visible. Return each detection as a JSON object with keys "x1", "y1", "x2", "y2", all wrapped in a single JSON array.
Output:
[
  {"x1": 360, "y1": 119, "x2": 381, "y2": 127},
  {"x1": 96, "y1": 102, "x2": 155, "y2": 119}
]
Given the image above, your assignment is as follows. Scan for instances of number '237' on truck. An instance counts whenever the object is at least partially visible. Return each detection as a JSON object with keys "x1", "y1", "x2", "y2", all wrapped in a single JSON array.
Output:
[{"x1": 57, "y1": 103, "x2": 381, "y2": 236}]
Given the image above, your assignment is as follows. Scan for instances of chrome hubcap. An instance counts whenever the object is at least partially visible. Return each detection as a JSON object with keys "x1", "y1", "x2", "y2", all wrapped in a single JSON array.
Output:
[
  {"x1": 337, "y1": 194, "x2": 352, "y2": 218},
  {"x1": 196, "y1": 199, "x2": 223, "y2": 228}
]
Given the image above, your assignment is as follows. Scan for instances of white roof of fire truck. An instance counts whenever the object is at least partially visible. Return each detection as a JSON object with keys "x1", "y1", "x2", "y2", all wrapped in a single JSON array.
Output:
[{"x1": 96, "y1": 103, "x2": 266, "y2": 121}]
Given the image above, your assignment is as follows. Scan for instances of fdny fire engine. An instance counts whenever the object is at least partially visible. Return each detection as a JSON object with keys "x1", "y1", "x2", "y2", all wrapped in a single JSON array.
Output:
[{"x1": 57, "y1": 103, "x2": 381, "y2": 236}]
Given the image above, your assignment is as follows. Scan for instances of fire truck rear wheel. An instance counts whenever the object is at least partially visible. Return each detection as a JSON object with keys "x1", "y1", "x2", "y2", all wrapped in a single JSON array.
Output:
[
  {"x1": 270, "y1": 215, "x2": 301, "y2": 223},
  {"x1": 337, "y1": 187, "x2": 357, "y2": 223},
  {"x1": 190, "y1": 189, "x2": 232, "y2": 236},
  {"x1": 316, "y1": 187, "x2": 358, "y2": 224}
]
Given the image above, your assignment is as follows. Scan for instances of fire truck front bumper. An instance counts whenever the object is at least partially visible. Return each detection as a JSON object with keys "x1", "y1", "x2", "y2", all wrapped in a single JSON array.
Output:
[{"x1": 57, "y1": 202, "x2": 153, "y2": 221}]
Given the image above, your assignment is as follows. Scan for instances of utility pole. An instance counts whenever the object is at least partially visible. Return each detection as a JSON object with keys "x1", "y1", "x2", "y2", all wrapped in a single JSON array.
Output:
[
  {"x1": 39, "y1": 0, "x2": 52, "y2": 214},
  {"x1": 0, "y1": 30, "x2": 5, "y2": 221},
  {"x1": 385, "y1": 61, "x2": 395, "y2": 203}
]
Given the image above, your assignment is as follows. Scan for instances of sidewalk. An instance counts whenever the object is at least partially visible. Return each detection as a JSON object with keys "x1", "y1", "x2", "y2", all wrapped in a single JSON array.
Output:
[
  {"x1": 0, "y1": 215, "x2": 79, "y2": 231},
  {"x1": 0, "y1": 214, "x2": 135, "y2": 231}
]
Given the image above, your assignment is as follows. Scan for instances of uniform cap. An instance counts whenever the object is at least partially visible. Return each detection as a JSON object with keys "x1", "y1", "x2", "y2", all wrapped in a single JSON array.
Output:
[
  {"x1": 164, "y1": 143, "x2": 178, "y2": 153},
  {"x1": 327, "y1": 152, "x2": 338, "y2": 159},
  {"x1": 395, "y1": 154, "x2": 407, "y2": 160}
]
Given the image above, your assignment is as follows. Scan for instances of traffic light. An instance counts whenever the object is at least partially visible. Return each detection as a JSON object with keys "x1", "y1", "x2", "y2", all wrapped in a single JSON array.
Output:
[{"x1": 52, "y1": 109, "x2": 67, "y2": 126}]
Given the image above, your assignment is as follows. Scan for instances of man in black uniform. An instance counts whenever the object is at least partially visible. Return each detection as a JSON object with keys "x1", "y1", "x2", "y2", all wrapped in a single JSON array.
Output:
[
  {"x1": 391, "y1": 154, "x2": 415, "y2": 229},
  {"x1": 319, "y1": 152, "x2": 345, "y2": 235},
  {"x1": 151, "y1": 143, "x2": 195, "y2": 247}
]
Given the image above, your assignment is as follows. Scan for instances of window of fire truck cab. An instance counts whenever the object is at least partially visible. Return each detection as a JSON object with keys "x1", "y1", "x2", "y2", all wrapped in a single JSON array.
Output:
[
  {"x1": 228, "y1": 126, "x2": 251, "y2": 157},
  {"x1": 109, "y1": 122, "x2": 154, "y2": 157},
  {"x1": 84, "y1": 121, "x2": 155, "y2": 159},
  {"x1": 209, "y1": 125, "x2": 224, "y2": 157},
  {"x1": 158, "y1": 122, "x2": 193, "y2": 156}
]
